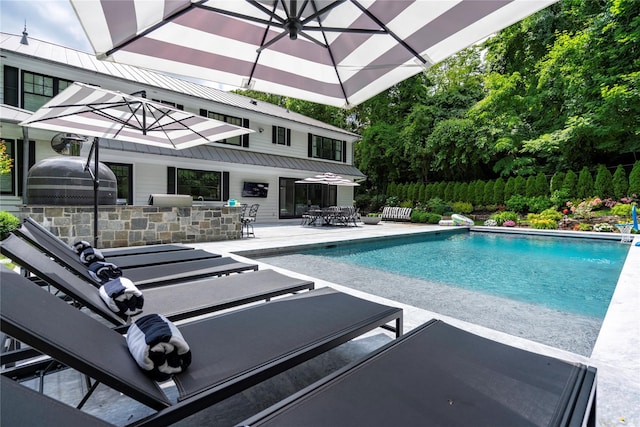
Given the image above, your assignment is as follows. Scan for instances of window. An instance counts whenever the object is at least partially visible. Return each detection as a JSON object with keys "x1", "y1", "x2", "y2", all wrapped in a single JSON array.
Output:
[
  {"x1": 22, "y1": 71, "x2": 73, "y2": 111},
  {"x1": 199, "y1": 109, "x2": 248, "y2": 147},
  {"x1": 308, "y1": 134, "x2": 345, "y2": 162},
  {"x1": 151, "y1": 99, "x2": 184, "y2": 110},
  {"x1": 0, "y1": 139, "x2": 15, "y2": 194},
  {"x1": 272, "y1": 126, "x2": 291, "y2": 146},
  {"x1": 106, "y1": 163, "x2": 133, "y2": 205},
  {"x1": 176, "y1": 168, "x2": 222, "y2": 201}
]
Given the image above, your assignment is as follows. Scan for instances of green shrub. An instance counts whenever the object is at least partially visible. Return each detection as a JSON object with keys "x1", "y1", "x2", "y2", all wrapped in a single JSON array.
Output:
[
  {"x1": 594, "y1": 165, "x2": 613, "y2": 199},
  {"x1": 550, "y1": 189, "x2": 570, "y2": 208},
  {"x1": 513, "y1": 176, "x2": 526, "y2": 196},
  {"x1": 493, "y1": 177, "x2": 505, "y2": 204},
  {"x1": 451, "y1": 201, "x2": 473, "y2": 214},
  {"x1": 525, "y1": 176, "x2": 536, "y2": 197},
  {"x1": 400, "y1": 200, "x2": 413, "y2": 208},
  {"x1": 444, "y1": 182, "x2": 454, "y2": 202},
  {"x1": 425, "y1": 197, "x2": 449, "y2": 215},
  {"x1": 550, "y1": 171, "x2": 565, "y2": 193},
  {"x1": 490, "y1": 210, "x2": 518, "y2": 225},
  {"x1": 459, "y1": 182, "x2": 469, "y2": 204},
  {"x1": 411, "y1": 210, "x2": 426, "y2": 223},
  {"x1": 504, "y1": 177, "x2": 515, "y2": 201},
  {"x1": 505, "y1": 195, "x2": 529, "y2": 214},
  {"x1": 483, "y1": 180, "x2": 494, "y2": 205},
  {"x1": 612, "y1": 165, "x2": 628, "y2": 199},
  {"x1": 577, "y1": 166, "x2": 594, "y2": 199},
  {"x1": 426, "y1": 213, "x2": 442, "y2": 224},
  {"x1": 538, "y1": 208, "x2": 563, "y2": 221},
  {"x1": 528, "y1": 218, "x2": 557, "y2": 229},
  {"x1": 386, "y1": 182, "x2": 398, "y2": 199},
  {"x1": 527, "y1": 196, "x2": 553, "y2": 214},
  {"x1": 562, "y1": 170, "x2": 578, "y2": 199},
  {"x1": 577, "y1": 223, "x2": 593, "y2": 231},
  {"x1": 611, "y1": 203, "x2": 632, "y2": 218},
  {"x1": 386, "y1": 196, "x2": 400, "y2": 207},
  {"x1": 535, "y1": 172, "x2": 549, "y2": 197},
  {"x1": 629, "y1": 161, "x2": 640, "y2": 197},
  {"x1": 0, "y1": 211, "x2": 20, "y2": 240}
]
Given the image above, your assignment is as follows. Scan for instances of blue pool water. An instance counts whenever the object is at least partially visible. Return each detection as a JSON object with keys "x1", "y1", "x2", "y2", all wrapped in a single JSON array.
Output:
[{"x1": 299, "y1": 232, "x2": 629, "y2": 318}]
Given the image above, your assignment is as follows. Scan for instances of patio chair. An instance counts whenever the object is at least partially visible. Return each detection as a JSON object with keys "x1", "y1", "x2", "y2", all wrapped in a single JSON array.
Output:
[
  {"x1": 1, "y1": 376, "x2": 113, "y2": 427},
  {"x1": 0, "y1": 270, "x2": 402, "y2": 427},
  {"x1": 1, "y1": 235, "x2": 315, "y2": 327},
  {"x1": 242, "y1": 203, "x2": 259, "y2": 237},
  {"x1": 9, "y1": 229, "x2": 258, "y2": 287},
  {"x1": 239, "y1": 319, "x2": 597, "y2": 427},
  {"x1": 16, "y1": 217, "x2": 221, "y2": 268}
]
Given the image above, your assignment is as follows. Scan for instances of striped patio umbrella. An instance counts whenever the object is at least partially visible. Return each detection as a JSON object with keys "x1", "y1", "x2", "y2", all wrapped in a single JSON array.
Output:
[
  {"x1": 69, "y1": 0, "x2": 557, "y2": 108},
  {"x1": 19, "y1": 82, "x2": 253, "y2": 246},
  {"x1": 296, "y1": 172, "x2": 359, "y2": 186}
]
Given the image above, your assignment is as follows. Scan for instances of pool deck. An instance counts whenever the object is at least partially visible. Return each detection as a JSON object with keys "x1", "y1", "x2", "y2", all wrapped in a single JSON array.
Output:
[{"x1": 192, "y1": 221, "x2": 640, "y2": 427}]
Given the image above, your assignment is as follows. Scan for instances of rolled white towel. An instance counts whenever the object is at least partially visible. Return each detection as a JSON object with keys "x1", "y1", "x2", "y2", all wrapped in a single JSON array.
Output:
[
  {"x1": 99, "y1": 277, "x2": 144, "y2": 319},
  {"x1": 126, "y1": 314, "x2": 192, "y2": 381},
  {"x1": 87, "y1": 261, "x2": 122, "y2": 284},
  {"x1": 72, "y1": 240, "x2": 92, "y2": 254},
  {"x1": 80, "y1": 247, "x2": 105, "y2": 265}
]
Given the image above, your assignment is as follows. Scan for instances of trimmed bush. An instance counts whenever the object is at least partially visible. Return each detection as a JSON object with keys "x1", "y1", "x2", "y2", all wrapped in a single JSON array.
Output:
[
  {"x1": 550, "y1": 171, "x2": 565, "y2": 193},
  {"x1": 444, "y1": 182, "x2": 454, "y2": 202},
  {"x1": 505, "y1": 195, "x2": 529, "y2": 214},
  {"x1": 0, "y1": 211, "x2": 20, "y2": 240},
  {"x1": 483, "y1": 180, "x2": 494, "y2": 205},
  {"x1": 504, "y1": 177, "x2": 515, "y2": 201},
  {"x1": 493, "y1": 177, "x2": 505, "y2": 205},
  {"x1": 425, "y1": 197, "x2": 449, "y2": 215},
  {"x1": 513, "y1": 176, "x2": 526, "y2": 197},
  {"x1": 577, "y1": 166, "x2": 594, "y2": 199},
  {"x1": 459, "y1": 182, "x2": 469, "y2": 204},
  {"x1": 525, "y1": 176, "x2": 536, "y2": 197},
  {"x1": 535, "y1": 173, "x2": 549, "y2": 197},
  {"x1": 451, "y1": 201, "x2": 473, "y2": 214},
  {"x1": 612, "y1": 165, "x2": 628, "y2": 199},
  {"x1": 629, "y1": 161, "x2": 640, "y2": 197},
  {"x1": 562, "y1": 170, "x2": 577, "y2": 199},
  {"x1": 527, "y1": 196, "x2": 553, "y2": 214},
  {"x1": 594, "y1": 165, "x2": 613, "y2": 199},
  {"x1": 528, "y1": 218, "x2": 558, "y2": 229},
  {"x1": 410, "y1": 210, "x2": 442, "y2": 224}
]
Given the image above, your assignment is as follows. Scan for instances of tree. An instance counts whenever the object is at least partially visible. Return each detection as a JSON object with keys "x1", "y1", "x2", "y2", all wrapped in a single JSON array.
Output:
[
  {"x1": 493, "y1": 177, "x2": 505, "y2": 204},
  {"x1": 535, "y1": 172, "x2": 549, "y2": 196},
  {"x1": 444, "y1": 182, "x2": 454, "y2": 202},
  {"x1": 629, "y1": 161, "x2": 640, "y2": 197},
  {"x1": 525, "y1": 176, "x2": 537, "y2": 197},
  {"x1": 483, "y1": 180, "x2": 495, "y2": 205},
  {"x1": 504, "y1": 177, "x2": 516, "y2": 201},
  {"x1": 550, "y1": 171, "x2": 565, "y2": 193},
  {"x1": 594, "y1": 165, "x2": 614, "y2": 199},
  {"x1": 577, "y1": 167, "x2": 594, "y2": 199},
  {"x1": 612, "y1": 165, "x2": 628, "y2": 199},
  {"x1": 562, "y1": 169, "x2": 578, "y2": 199},
  {"x1": 514, "y1": 176, "x2": 526, "y2": 196},
  {"x1": 473, "y1": 180, "x2": 485, "y2": 205}
]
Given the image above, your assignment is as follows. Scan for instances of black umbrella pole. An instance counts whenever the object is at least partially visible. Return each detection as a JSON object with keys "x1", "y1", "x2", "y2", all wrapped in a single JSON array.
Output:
[{"x1": 93, "y1": 138, "x2": 99, "y2": 247}]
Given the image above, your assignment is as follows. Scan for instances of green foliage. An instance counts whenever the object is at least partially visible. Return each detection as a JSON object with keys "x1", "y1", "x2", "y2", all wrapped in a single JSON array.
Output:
[
  {"x1": 527, "y1": 196, "x2": 554, "y2": 214},
  {"x1": 483, "y1": 180, "x2": 494, "y2": 205},
  {"x1": 577, "y1": 167, "x2": 594, "y2": 199},
  {"x1": 550, "y1": 172, "x2": 565, "y2": 193},
  {"x1": 562, "y1": 170, "x2": 578, "y2": 198},
  {"x1": 527, "y1": 218, "x2": 558, "y2": 230},
  {"x1": 425, "y1": 197, "x2": 449, "y2": 215},
  {"x1": 612, "y1": 165, "x2": 628, "y2": 199},
  {"x1": 386, "y1": 196, "x2": 400, "y2": 207},
  {"x1": 0, "y1": 142, "x2": 13, "y2": 175},
  {"x1": 493, "y1": 177, "x2": 505, "y2": 204},
  {"x1": 504, "y1": 177, "x2": 516, "y2": 201},
  {"x1": 550, "y1": 189, "x2": 570, "y2": 207},
  {"x1": 400, "y1": 200, "x2": 414, "y2": 208},
  {"x1": 451, "y1": 201, "x2": 473, "y2": 215},
  {"x1": 525, "y1": 176, "x2": 536, "y2": 197},
  {"x1": 611, "y1": 203, "x2": 632, "y2": 218},
  {"x1": 537, "y1": 208, "x2": 563, "y2": 221},
  {"x1": 387, "y1": 182, "x2": 398, "y2": 199},
  {"x1": 490, "y1": 211, "x2": 519, "y2": 225},
  {"x1": 410, "y1": 210, "x2": 442, "y2": 224},
  {"x1": 444, "y1": 182, "x2": 454, "y2": 202},
  {"x1": 417, "y1": 183, "x2": 426, "y2": 204},
  {"x1": 505, "y1": 195, "x2": 529, "y2": 213},
  {"x1": 513, "y1": 176, "x2": 526, "y2": 197},
  {"x1": 0, "y1": 211, "x2": 19, "y2": 240},
  {"x1": 459, "y1": 182, "x2": 469, "y2": 204},
  {"x1": 535, "y1": 173, "x2": 549, "y2": 197},
  {"x1": 594, "y1": 165, "x2": 614, "y2": 199},
  {"x1": 436, "y1": 182, "x2": 447, "y2": 199},
  {"x1": 629, "y1": 161, "x2": 640, "y2": 196}
]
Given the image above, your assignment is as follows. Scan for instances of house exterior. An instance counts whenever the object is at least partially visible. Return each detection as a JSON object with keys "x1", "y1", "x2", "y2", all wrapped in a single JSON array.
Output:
[{"x1": 0, "y1": 32, "x2": 363, "y2": 223}]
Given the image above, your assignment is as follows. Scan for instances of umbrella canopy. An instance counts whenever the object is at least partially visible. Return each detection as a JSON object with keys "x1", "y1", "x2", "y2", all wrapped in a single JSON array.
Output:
[
  {"x1": 70, "y1": 0, "x2": 557, "y2": 108},
  {"x1": 296, "y1": 172, "x2": 359, "y2": 186},
  {"x1": 19, "y1": 82, "x2": 253, "y2": 149}
]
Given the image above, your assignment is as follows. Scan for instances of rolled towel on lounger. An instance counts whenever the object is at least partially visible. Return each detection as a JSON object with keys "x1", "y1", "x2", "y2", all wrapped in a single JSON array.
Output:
[
  {"x1": 72, "y1": 240, "x2": 92, "y2": 254},
  {"x1": 126, "y1": 314, "x2": 192, "y2": 381},
  {"x1": 87, "y1": 261, "x2": 122, "y2": 284},
  {"x1": 99, "y1": 277, "x2": 144, "y2": 319},
  {"x1": 79, "y1": 247, "x2": 105, "y2": 265}
]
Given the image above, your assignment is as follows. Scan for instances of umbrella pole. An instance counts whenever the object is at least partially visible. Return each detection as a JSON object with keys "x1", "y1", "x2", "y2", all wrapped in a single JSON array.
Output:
[{"x1": 84, "y1": 137, "x2": 100, "y2": 247}]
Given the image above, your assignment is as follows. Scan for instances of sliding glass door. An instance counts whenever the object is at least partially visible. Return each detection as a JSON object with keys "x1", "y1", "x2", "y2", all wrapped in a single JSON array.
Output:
[{"x1": 279, "y1": 178, "x2": 336, "y2": 219}]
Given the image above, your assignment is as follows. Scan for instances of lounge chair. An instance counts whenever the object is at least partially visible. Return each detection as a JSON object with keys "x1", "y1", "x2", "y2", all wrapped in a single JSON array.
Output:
[
  {"x1": 239, "y1": 319, "x2": 597, "y2": 427},
  {"x1": 1, "y1": 236, "x2": 314, "y2": 326},
  {"x1": 15, "y1": 218, "x2": 221, "y2": 268},
  {"x1": 7, "y1": 231, "x2": 258, "y2": 287},
  {"x1": 0, "y1": 270, "x2": 402, "y2": 426},
  {"x1": 1, "y1": 376, "x2": 113, "y2": 427}
]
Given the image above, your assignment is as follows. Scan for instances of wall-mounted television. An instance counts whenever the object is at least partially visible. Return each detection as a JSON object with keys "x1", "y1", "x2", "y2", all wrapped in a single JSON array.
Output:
[{"x1": 242, "y1": 182, "x2": 269, "y2": 198}]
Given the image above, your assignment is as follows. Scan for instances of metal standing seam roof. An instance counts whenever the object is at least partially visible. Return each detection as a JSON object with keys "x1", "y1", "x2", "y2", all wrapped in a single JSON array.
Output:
[
  {"x1": 98, "y1": 138, "x2": 365, "y2": 178},
  {"x1": 0, "y1": 33, "x2": 360, "y2": 140}
]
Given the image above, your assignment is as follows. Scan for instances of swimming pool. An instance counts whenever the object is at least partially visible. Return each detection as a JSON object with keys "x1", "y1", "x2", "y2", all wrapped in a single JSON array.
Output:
[
  {"x1": 291, "y1": 232, "x2": 628, "y2": 318},
  {"x1": 256, "y1": 230, "x2": 630, "y2": 355}
]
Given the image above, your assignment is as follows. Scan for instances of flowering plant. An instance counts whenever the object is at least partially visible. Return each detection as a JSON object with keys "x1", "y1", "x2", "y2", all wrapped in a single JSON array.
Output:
[
  {"x1": 588, "y1": 197, "x2": 602, "y2": 209},
  {"x1": 502, "y1": 220, "x2": 516, "y2": 227},
  {"x1": 484, "y1": 219, "x2": 497, "y2": 226},
  {"x1": 593, "y1": 223, "x2": 614, "y2": 232}
]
